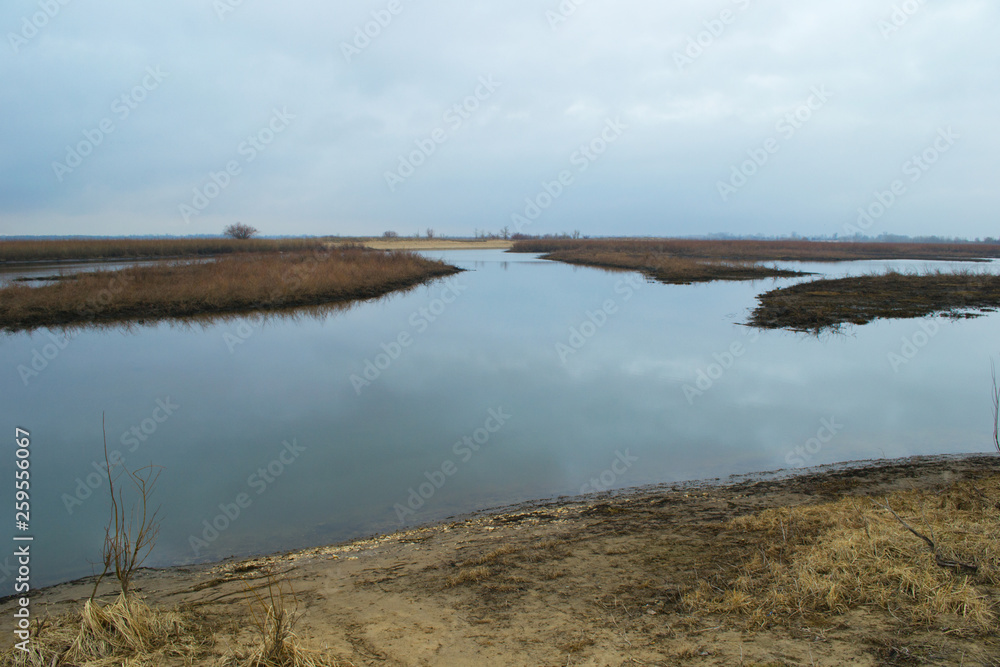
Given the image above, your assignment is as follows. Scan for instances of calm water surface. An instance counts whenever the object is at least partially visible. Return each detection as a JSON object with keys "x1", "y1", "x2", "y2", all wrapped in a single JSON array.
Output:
[{"x1": 2, "y1": 250, "x2": 999, "y2": 591}]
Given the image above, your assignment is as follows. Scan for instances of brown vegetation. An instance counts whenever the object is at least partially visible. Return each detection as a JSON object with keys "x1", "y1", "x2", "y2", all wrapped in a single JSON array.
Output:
[
  {"x1": 748, "y1": 270, "x2": 1000, "y2": 332},
  {"x1": 685, "y1": 475, "x2": 1000, "y2": 634},
  {"x1": 0, "y1": 238, "x2": 328, "y2": 263},
  {"x1": 510, "y1": 238, "x2": 1000, "y2": 262},
  {"x1": 0, "y1": 248, "x2": 460, "y2": 332},
  {"x1": 526, "y1": 245, "x2": 806, "y2": 284}
]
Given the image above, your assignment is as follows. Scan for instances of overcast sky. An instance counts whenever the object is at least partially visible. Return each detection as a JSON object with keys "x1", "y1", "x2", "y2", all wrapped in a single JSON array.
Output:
[{"x1": 2, "y1": 1, "x2": 997, "y2": 239}]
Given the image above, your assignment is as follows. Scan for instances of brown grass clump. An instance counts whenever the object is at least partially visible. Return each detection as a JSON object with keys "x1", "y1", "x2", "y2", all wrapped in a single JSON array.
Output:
[
  {"x1": 0, "y1": 247, "x2": 460, "y2": 332},
  {"x1": 226, "y1": 574, "x2": 348, "y2": 667},
  {"x1": 684, "y1": 475, "x2": 1000, "y2": 633},
  {"x1": 0, "y1": 237, "x2": 327, "y2": 263},
  {"x1": 510, "y1": 238, "x2": 1000, "y2": 263},
  {"x1": 748, "y1": 270, "x2": 1000, "y2": 331},
  {"x1": 0, "y1": 593, "x2": 208, "y2": 666}
]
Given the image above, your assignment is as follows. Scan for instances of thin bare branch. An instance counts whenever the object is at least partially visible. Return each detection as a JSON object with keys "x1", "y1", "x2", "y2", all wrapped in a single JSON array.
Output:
[{"x1": 877, "y1": 499, "x2": 977, "y2": 573}]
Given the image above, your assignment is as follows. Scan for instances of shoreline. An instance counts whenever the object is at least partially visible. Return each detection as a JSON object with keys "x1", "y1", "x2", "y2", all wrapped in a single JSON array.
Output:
[{"x1": 6, "y1": 453, "x2": 998, "y2": 665}]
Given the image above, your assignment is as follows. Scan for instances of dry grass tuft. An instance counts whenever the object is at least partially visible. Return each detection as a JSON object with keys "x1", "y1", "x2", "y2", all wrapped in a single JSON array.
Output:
[
  {"x1": 446, "y1": 566, "x2": 492, "y2": 588},
  {"x1": 0, "y1": 593, "x2": 207, "y2": 666},
  {"x1": 225, "y1": 573, "x2": 348, "y2": 667},
  {"x1": 684, "y1": 475, "x2": 1000, "y2": 633},
  {"x1": 68, "y1": 595, "x2": 194, "y2": 662}
]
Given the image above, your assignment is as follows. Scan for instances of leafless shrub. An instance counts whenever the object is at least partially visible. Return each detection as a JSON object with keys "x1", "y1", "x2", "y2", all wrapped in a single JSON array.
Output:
[{"x1": 225, "y1": 223, "x2": 260, "y2": 240}]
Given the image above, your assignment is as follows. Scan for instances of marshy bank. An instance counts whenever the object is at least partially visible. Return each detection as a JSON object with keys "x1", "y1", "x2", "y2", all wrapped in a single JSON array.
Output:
[
  {"x1": 510, "y1": 238, "x2": 1000, "y2": 263},
  {"x1": 3, "y1": 455, "x2": 997, "y2": 666},
  {"x1": 0, "y1": 237, "x2": 331, "y2": 263},
  {"x1": 0, "y1": 247, "x2": 460, "y2": 332},
  {"x1": 748, "y1": 271, "x2": 1000, "y2": 332}
]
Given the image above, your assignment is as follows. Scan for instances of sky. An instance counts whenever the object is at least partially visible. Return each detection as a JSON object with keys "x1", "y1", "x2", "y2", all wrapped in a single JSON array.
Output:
[{"x1": 1, "y1": 0, "x2": 998, "y2": 239}]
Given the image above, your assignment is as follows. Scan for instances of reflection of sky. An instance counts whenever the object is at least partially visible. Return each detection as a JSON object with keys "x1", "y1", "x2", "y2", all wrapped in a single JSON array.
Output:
[{"x1": 2, "y1": 249, "x2": 999, "y2": 590}]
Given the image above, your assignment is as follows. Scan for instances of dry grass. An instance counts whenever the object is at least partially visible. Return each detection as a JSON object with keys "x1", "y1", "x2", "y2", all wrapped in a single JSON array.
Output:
[
  {"x1": 510, "y1": 238, "x2": 1000, "y2": 262},
  {"x1": 0, "y1": 585, "x2": 350, "y2": 667},
  {"x1": 0, "y1": 593, "x2": 209, "y2": 666},
  {"x1": 534, "y1": 247, "x2": 806, "y2": 284},
  {"x1": 509, "y1": 239, "x2": 813, "y2": 284},
  {"x1": 0, "y1": 247, "x2": 460, "y2": 332},
  {"x1": 684, "y1": 475, "x2": 1000, "y2": 634},
  {"x1": 748, "y1": 269, "x2": 1000, "y2": 331},
  {"x1": 0, "y1": 238, "x2": 328, "y2": 263},
  {"x1": 226, "y1": 574, "x2": 347, "y2": 667}
]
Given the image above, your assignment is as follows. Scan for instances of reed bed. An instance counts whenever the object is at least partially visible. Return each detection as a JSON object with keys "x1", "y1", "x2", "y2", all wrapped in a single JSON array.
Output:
[
  {"x1": 684, "y1": 475, "x2": 1000, "y2": 634},
  {"x1": 0, "y1": 248, "x2": 459, "y2": 331},
  {"x1": 748, "y1": 270, "x2": 1000, "y2": 331},
  {"x1": 0, "y1": 238, "x2": 328, "y2": 263},
  {"x1": 510, "y1": 238, "x2": 1000, "y2": 263},
  {"x1": 517, "y1": 245, "x2": 806, "y2": 284}
]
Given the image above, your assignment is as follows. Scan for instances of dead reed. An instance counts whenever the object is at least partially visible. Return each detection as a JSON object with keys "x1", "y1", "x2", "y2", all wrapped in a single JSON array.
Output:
[
  {"x1": 510, "y1": 238, "x2": 1000, "y2": 263},
  {"x1": 0, "y1": 238, "x2": 329, "y2": 263},
  {"x1": 0, "y1": 248, "x2": 460, "y2": 331},
  {"x1": 529, "y1": 247, "x2": 805, "y2": 284}
]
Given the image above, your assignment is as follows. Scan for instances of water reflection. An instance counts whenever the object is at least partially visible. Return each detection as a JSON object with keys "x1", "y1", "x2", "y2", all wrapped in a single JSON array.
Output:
[{"x1": 1, "y1": 250, "x2": 998, "y2": 593}]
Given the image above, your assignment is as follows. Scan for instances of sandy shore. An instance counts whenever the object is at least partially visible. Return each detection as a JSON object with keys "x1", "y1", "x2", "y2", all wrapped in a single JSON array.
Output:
[{"x1": 4, "y1": 454, "x2": 998, "y2": 666}]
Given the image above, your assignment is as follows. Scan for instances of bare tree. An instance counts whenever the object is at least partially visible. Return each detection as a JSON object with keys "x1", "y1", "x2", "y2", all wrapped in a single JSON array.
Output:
[
  {"x1": 500, "y1": 226, "x2": 510, "y2": 240},
  {"x1": 92, "y1": 415, "x2": 161, "y2": 600},
  {"x1": 223, "y1": 222, "x2": 259, "y2": 240},
  {"x1": 426, "y1": 228, "x2": 435, "y2": 239}
]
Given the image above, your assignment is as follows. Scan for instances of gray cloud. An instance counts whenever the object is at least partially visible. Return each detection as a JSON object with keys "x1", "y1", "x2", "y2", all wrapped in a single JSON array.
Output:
[{"x1": 2, "y1": 0, "x2": 997, "y2": 238}]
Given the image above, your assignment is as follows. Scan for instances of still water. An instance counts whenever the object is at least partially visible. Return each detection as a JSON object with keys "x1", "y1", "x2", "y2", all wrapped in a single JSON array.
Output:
[{"x1": 2, "y1": 250, "x2": 999, "y2": 592}]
